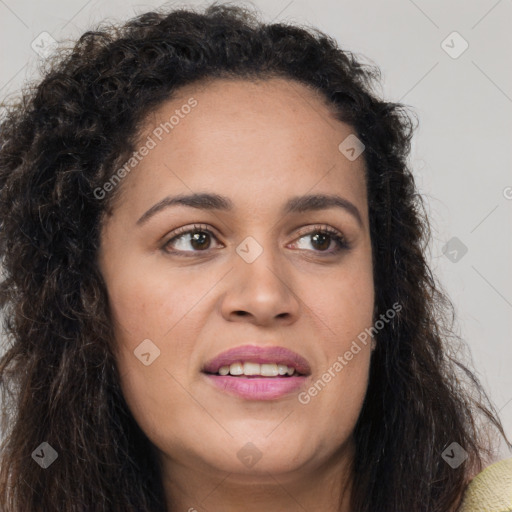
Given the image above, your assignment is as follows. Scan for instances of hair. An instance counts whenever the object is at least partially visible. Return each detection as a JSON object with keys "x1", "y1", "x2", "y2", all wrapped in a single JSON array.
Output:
[{"x1": 0, "y1": 2, "x2": 509, "y2": 511}]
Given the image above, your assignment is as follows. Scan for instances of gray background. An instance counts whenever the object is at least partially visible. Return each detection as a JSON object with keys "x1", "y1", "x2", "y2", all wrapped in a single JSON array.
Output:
[{"x1": 1, "y1": 0, "x2": 511, "y2": 456}]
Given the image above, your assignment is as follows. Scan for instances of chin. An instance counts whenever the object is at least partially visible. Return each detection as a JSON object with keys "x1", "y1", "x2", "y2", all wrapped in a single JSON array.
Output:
[
  {"x1": 211, "y1": 451, "x2": 311, "y2": 478},
  {"x1": 198, "y1": 433, "x2": 315, "y2": 477}
]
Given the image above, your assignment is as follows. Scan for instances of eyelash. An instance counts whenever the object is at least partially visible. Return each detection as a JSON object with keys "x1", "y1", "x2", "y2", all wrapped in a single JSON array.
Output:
[{"x1": 162, "y1": 223, "x2": 350, "y2": 257}]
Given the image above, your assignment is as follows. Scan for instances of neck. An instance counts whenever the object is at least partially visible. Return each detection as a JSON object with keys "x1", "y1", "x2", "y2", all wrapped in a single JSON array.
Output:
[{"x1": 160, "y1": 440, "x2": 355, "y2": 512}]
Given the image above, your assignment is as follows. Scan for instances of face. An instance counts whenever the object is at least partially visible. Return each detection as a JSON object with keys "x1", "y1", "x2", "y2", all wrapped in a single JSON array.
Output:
[{"x1": 97, "y1": 77, "x2": 375, "y2": 483}]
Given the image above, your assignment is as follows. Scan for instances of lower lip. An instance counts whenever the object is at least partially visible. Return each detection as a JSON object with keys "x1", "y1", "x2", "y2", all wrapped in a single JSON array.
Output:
[{"x1": 203, "y1": 373, "x2": 308, "y2": 400}]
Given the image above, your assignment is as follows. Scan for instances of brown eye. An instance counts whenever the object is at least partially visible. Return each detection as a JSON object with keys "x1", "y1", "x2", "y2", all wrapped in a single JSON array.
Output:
[
  {"x1": 310, "y1": 232, "x2": 332, "y2": 251},
  {"x1": 163, "y1": 224, "x2": 220, "y2": 254},
  {"x1": 162, "y1": 224, "x2": 349, "y2": 257},
  {"x1": 292, "y1": 226, "x2": 349, "y2": 254}
]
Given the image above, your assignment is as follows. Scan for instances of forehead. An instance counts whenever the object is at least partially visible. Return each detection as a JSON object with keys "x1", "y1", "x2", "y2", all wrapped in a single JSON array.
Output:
[
  {"x1": 142, "y1": 76, "x2": 353, "y2": 159},
  {"x1": 112, "y1": 77, "x2": 368, "y2": 223}
]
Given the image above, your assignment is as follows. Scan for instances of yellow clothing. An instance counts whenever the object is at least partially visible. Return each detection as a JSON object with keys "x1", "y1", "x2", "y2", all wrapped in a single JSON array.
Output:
[{"x1": 459, "y1": 458, "x2": 512, "y2": 512}]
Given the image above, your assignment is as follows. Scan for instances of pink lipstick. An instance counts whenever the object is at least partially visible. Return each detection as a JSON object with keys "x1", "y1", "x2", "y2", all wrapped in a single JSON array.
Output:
[{"x1": 201, "y1": 344, "x2": 311, "y2": 400}]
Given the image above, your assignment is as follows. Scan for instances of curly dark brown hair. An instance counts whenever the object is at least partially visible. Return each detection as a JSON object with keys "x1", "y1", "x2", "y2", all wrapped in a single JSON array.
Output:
[{"x1": 0, "y1": 3, "x2": 509, "y2": 511}]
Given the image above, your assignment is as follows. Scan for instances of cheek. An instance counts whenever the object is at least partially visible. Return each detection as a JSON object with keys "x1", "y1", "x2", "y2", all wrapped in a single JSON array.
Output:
[
  {"x1": 103, "y1": 259, "x2": 218, "y2": 404},
  {"x1": 308, "y1": 255, "x2": 374, "y2": 342},
  {"x1": 299, "y1": 256, "x2": 374, "y2": 424},
  {"x1": 105, "y1": 262, "x2": 203, "y2": 345},
  {"x1": 116, "y1": 358, "x2": 201, "y2": 455},
  {"x1": 106, "y1": 268, "x2": 205, "y2": 446}
]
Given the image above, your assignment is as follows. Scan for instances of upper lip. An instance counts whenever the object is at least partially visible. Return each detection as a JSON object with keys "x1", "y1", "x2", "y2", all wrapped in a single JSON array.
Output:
[{"x1": 202, "y1": 344, "x2": 311, "y2": 376}]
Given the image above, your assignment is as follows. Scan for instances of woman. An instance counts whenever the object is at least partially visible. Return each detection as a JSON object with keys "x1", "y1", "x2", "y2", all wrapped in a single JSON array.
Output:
[{"x1": 0, "y1": 3, "x2": 510, "y2": 511}]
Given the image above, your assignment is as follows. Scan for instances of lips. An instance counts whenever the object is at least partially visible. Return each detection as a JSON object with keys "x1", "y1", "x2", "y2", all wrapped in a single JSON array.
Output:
[
  {"x1": 201, "y1": 344, "x2": 312, "y2": 376},
  {"x1": 201, "y1": 344, "x2": 312, "y2": 400}
]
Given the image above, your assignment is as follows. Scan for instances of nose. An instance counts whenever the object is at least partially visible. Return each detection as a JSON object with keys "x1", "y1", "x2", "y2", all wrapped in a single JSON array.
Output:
[{"x1": 220, "y1": 240, "x2": 300, "y2": 326}]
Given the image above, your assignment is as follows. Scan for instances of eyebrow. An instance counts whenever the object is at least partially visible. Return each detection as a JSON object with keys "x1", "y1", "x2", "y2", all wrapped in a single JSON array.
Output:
[{"x1": 136, "y1": 192, "x2": 363, "y2": 227}]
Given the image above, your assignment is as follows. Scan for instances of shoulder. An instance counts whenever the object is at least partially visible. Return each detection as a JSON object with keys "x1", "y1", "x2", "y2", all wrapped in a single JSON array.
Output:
[{"x1": 458, "y1": 457, "x2": 512, "y2": 512}]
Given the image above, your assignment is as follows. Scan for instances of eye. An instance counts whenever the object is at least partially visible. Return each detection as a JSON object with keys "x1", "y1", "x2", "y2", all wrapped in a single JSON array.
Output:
[
  {"x1": 162, "y1": 224, "x2": 221, "y2": 255},
  {"x1": 162, "y1": 224, "x2": 350, "y2": 256},
  {"x1": 290, "y1": 225, "x2": 350, "y2": 255}
]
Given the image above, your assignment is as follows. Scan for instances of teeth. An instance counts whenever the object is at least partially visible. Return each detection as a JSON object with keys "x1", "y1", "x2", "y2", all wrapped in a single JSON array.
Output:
[
  {"x1": 260, "y1": 363, "x2": 278, "y2": 377},
  {"x1": 216, "y1": 362, "x2": 298, "y2": 377},
  {"x1": 243, "y1": 362, "x2": 260, "y2": 376},
  {"x1": 277, "y1": 364, "x2": 288, "y2": 375},
  {"x1": 229, "y1": 362, "x2": 244, "y2": 375}
]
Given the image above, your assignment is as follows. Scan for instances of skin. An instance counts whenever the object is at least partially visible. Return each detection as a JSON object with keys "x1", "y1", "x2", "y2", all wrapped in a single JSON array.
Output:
[{"x1": 97, "y1": 77, "x2": 375, "y2": 512}]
